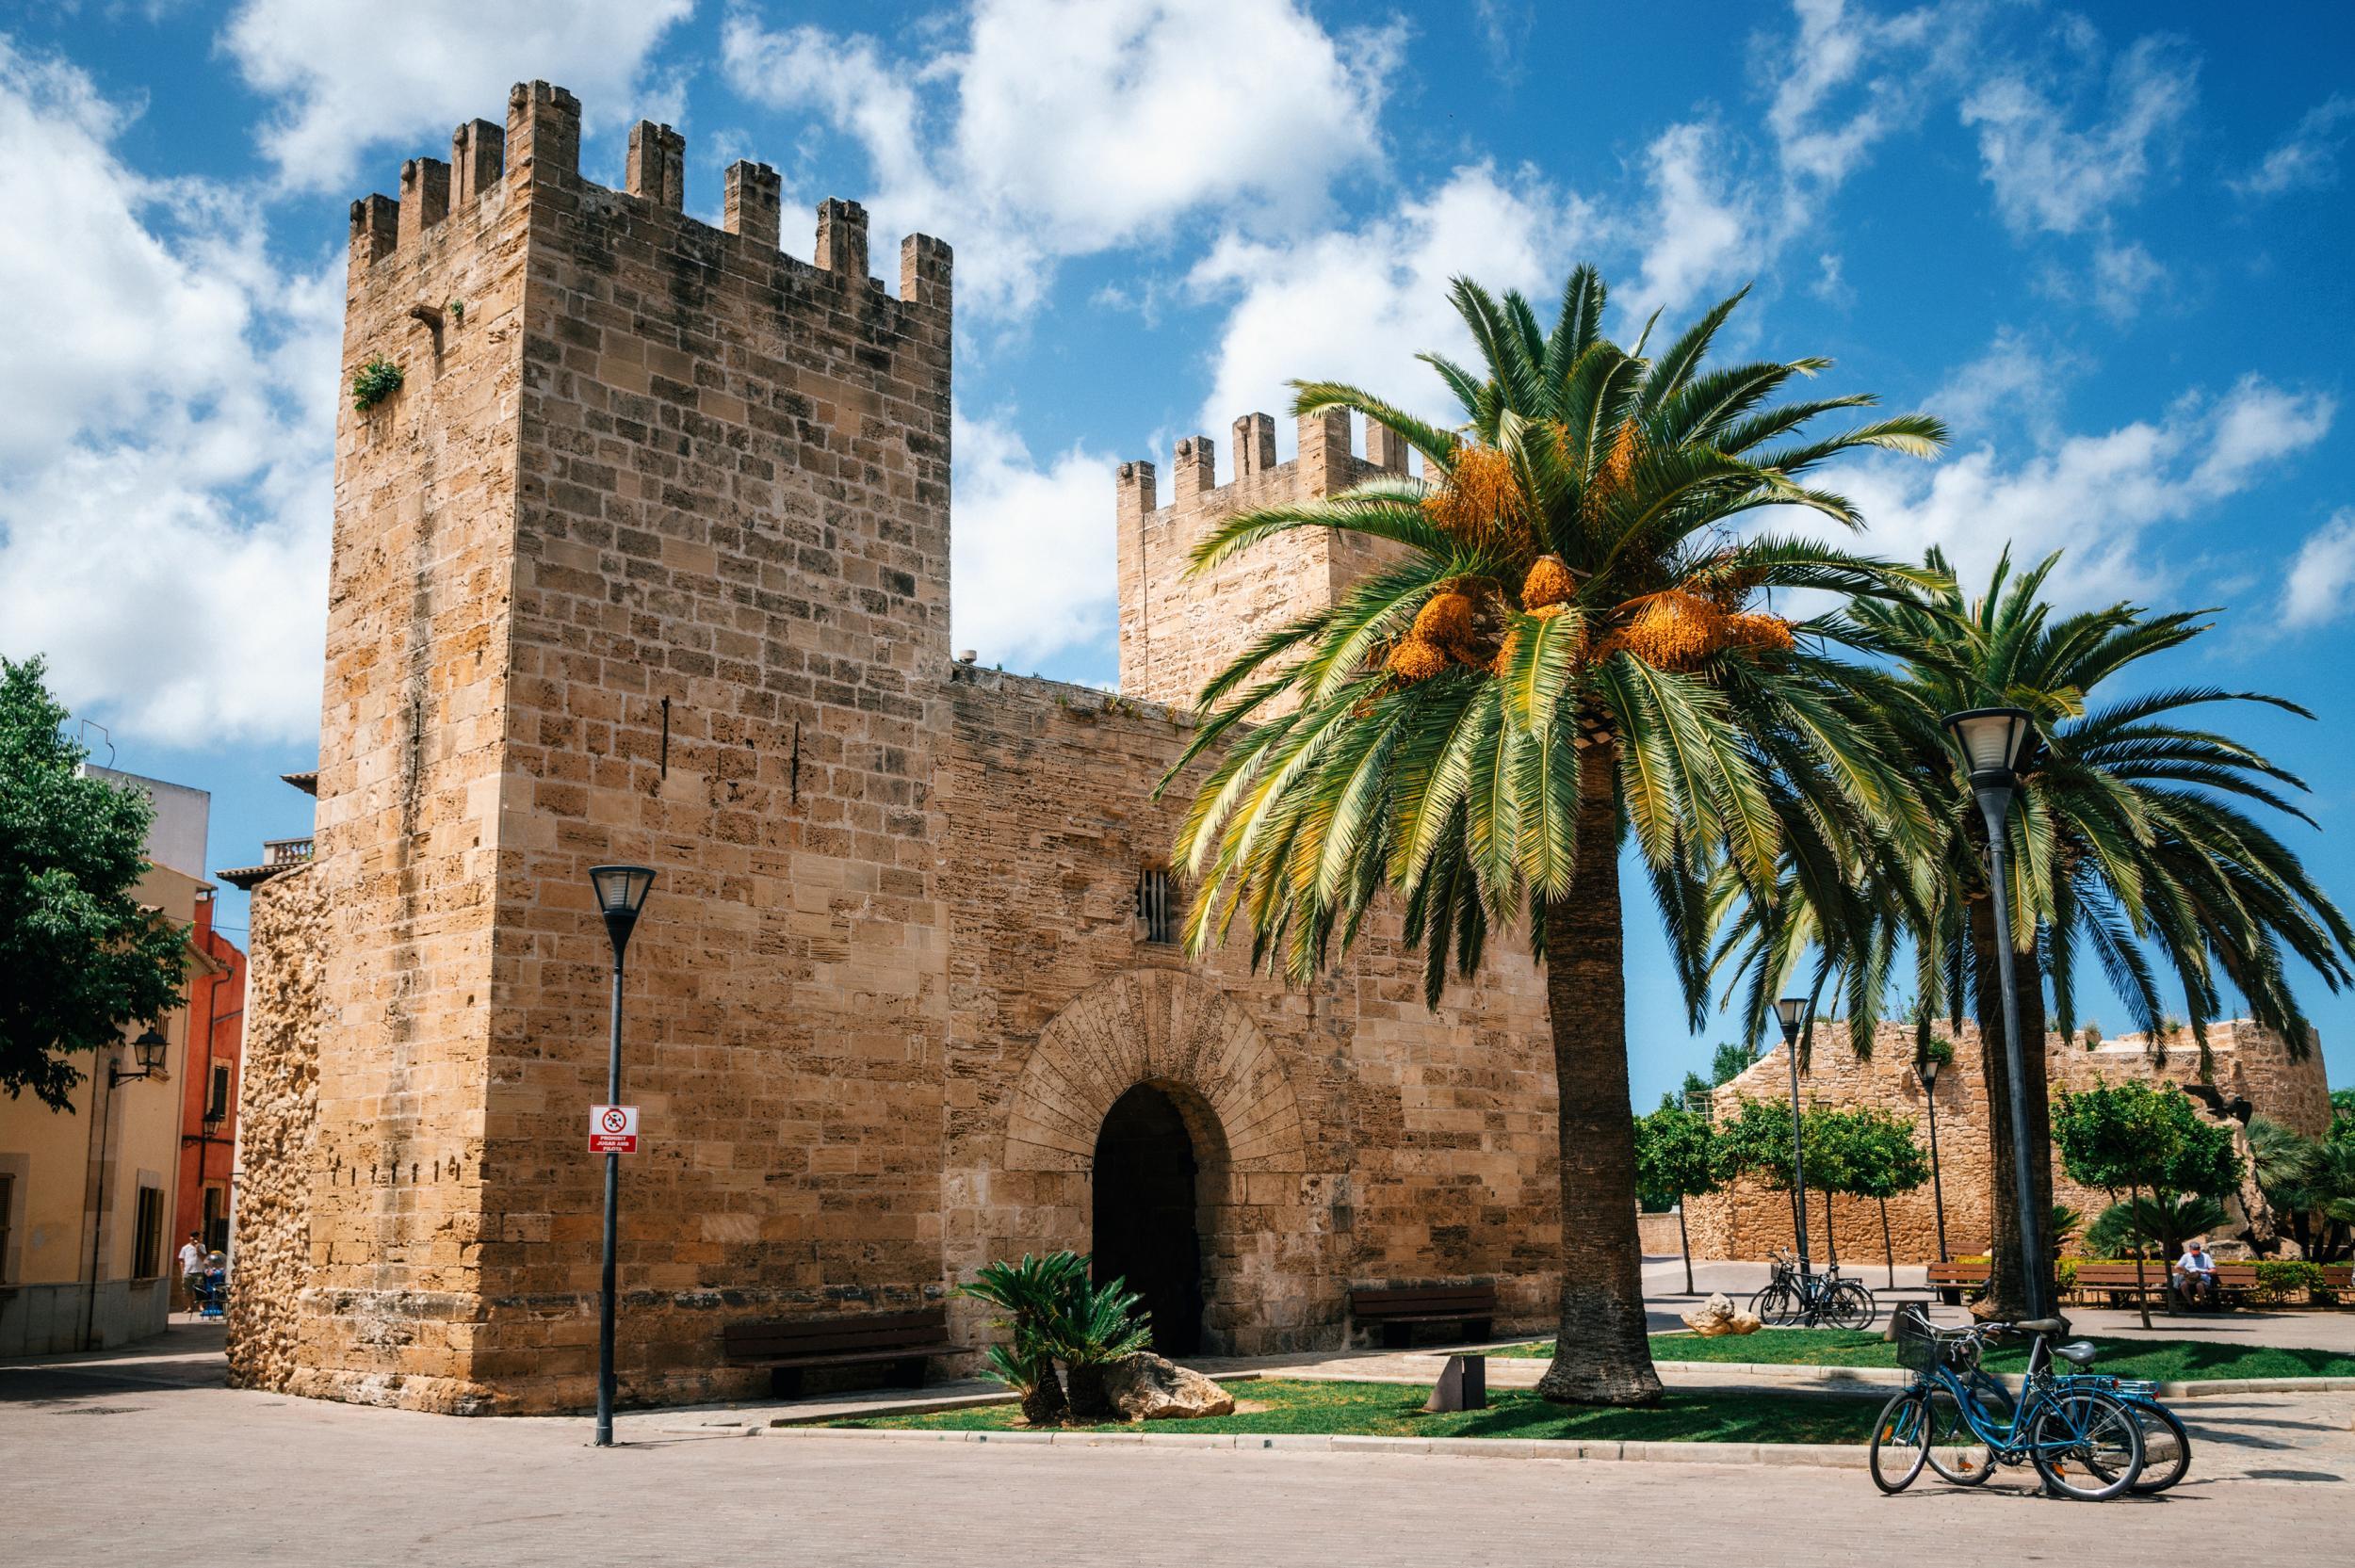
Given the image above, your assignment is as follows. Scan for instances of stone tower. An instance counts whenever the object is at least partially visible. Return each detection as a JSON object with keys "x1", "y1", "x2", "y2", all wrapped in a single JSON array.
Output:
[
  {"x1": 1115, "y1": 410, "x2": 1413, "y2": 709},
  {"x1": 297, "y1": 83, "x2": 954, "y2": 1413}
]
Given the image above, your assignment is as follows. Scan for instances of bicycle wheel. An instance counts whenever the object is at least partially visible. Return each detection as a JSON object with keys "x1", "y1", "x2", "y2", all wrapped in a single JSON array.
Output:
[
  {"x1": 1826, "y1": 1281, "x2": 1877, "y2": 1332},
  {"x1": 2029, "y1": 1389, "x2": 2143, "y2": 1501},
  {"x1": 2123, "y1": 1401, "x2": 2191, "y2": 1495},
  {"x1": 1750, "y1": 1283, "x2": 1797, "y2": 1326},
  {"x1": 1869, "y1": 1389, "x2": 1932, "y2": 1494},
  {"x1": 1921, "y1": 1384, "x2": 1998, "y2": 1486}
]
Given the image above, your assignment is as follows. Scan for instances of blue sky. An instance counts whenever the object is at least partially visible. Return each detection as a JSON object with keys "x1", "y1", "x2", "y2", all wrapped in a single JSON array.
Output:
[{"x1": 3, "y1": 1, "x2": 2351, "y2": 1110}]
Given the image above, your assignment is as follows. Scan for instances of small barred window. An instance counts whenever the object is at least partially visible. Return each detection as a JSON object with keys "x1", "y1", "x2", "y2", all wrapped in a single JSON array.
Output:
[{"x1": 1136, "y1": 865, "x2": 1178, "y2": 946}]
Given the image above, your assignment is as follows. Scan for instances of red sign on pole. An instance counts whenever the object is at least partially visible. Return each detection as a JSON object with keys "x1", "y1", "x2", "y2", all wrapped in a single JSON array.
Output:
[{"x1": 588, "y1": 1104, "x2": 640, "y2": 1154}]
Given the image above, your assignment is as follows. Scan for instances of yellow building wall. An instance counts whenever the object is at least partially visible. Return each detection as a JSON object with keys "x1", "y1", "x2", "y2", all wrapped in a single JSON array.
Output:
[{"x1": 0, "y1": 864, "x2": 212, "y2": 1351}]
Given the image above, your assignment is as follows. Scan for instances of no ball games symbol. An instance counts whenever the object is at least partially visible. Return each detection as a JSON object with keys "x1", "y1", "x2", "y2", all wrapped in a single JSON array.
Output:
[{"x1": 588, "y1": 1104, "x2": 640, "y2": 1155}]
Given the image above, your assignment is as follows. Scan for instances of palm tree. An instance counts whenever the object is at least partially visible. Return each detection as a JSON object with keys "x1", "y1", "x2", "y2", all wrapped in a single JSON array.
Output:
[
  {"x1": 1719, "y1": 550, "x2": 2355, "y2": 1317},
  {"x1": 1162, "y1": 268, "x2": 1942, "y2": 1403}
]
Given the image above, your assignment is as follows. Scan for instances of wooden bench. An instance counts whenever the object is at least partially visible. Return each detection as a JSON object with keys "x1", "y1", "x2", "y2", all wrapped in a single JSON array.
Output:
[
  {"x1": 2323, "y1": 1265, "x2": 2354, "y2": 1300},
  {"x1": 1927, "y1": 1262, "x2": 1986, "y2": 1306},
  {"x1": 1350, "y1": 1284, "x2": 1497, "y2": 1349},
  {"x1": 722, "y1": 1307, "x2": 966, "y2": 1398},
  {"x1": 2070, "y1": 1261, "x2": 2259, "y2": 1311}
]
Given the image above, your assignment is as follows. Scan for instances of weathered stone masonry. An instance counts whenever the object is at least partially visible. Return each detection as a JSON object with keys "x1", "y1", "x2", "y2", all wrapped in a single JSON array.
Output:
[{"x1": 230, "y1": 83, "x2": 1561, "y2": 1414}]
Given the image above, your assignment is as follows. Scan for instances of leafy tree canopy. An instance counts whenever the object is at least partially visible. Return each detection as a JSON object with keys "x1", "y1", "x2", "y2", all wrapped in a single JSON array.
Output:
[
  {"x1": 0, "y1": 656, "x2": 188, "y2": 1109},
  {"x1": 1709, "y1": 1040, "x2": 1757, "y2": 1086},
  {"x1": 2054, "y1": 1080, "x2": 2241, "y2": 1200},
  {"x1": 1633, "y1": 1102, "x2": 1719, "y2": 1211}
]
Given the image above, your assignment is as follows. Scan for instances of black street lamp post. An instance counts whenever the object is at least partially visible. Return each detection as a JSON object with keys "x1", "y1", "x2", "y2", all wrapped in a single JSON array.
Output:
[
  {"x1": 588, "y1": 864, "x2": 655, "y2": 1448},
  {"x1": 1774, "y1": 996, "x2": 1811, "y2": 1275},
  {"x1": 1919, "y1": 1054, "x2": 1950, "y2": 1263},
  {"x1": 1941, "y1": 706, "x2": 2046, "y2": 1322}
]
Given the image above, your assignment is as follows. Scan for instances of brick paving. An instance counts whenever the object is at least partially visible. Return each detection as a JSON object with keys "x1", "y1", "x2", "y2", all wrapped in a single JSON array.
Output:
[{"x1": 6, "y1": 1325, "x2": 2350, "y2": 1567}]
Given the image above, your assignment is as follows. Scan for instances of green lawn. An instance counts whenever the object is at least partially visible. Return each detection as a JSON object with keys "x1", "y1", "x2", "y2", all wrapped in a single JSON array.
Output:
[
  {"x1": 814, "y1": 1378, "x2": 1885, "y2": 1444},
  {"x1": 1499, "y1": 1330, "x2": 2355, "y2": 1382}
]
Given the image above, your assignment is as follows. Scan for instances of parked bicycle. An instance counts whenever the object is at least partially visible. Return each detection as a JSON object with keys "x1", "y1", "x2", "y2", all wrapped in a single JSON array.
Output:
[
  {"x1": 1749, "y1": 1248, "x2": 1876, "y2": 1330},
  {"x1": 1870, "y1": 1305, "x2": 2147, "y2": 1500}
]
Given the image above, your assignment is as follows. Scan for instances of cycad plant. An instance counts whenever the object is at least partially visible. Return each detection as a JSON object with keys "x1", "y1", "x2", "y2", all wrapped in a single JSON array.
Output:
[
  {"x1": 2249, "y1": 1117, "x2": 2355, "y2": 1262},
  {"x1": 1718, "y1": 549, "x2": 2355, "y2": 1318},
  {"x1": 1165, "y1": 271, "x2": 1939, "y2": 1403},
  {"x1": 961, "y1": 1252, "x2": 1088, "y2": 1426},
  {"x1": 1051, "y1": 1275, "x2": 1156, "y2": 1421}
]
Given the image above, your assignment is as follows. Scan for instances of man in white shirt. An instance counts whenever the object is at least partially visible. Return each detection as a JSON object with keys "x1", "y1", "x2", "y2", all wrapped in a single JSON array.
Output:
[
  {"x1": 2173, "y1": 1238, "x2": 2217, "y2": 1308},
  {"x1": 177, "y1": 1233, "x2": 207, "y2": 1311}
]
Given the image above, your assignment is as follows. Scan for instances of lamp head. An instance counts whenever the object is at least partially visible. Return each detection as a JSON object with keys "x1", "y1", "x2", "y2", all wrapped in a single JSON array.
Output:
[
  {"x1": 1773, "y1": 996, "x2": 1809, "y2": 1040},
  {"x1": 1918, "y1": 1055, "x2": 1940, "y2": 1087},
  {"x1": 132, "y1": 1027, "x2": 168, "y2": 1074},
  {"x1": 1941, "y1": 706, "x2": 2037, "y2": 786},
  {"x1": 587, "y1": 865, "x2": 656, "y2": 951}
]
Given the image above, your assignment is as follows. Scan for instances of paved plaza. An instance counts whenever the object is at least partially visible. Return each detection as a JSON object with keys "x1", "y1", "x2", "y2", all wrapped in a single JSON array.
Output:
[{"x1": 8, "y1": 1263, "x2": 2354, "y2": 1568}]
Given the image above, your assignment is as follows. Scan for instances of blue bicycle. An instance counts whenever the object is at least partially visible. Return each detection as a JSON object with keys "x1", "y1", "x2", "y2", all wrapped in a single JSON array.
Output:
[{"x1": 1870, "y1": 1307, "x2": 2145, "y2": 1499}]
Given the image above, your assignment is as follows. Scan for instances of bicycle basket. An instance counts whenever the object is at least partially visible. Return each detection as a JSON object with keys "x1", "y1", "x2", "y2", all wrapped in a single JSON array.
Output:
[{"x1": 1893, "y1": 1307, "x2": 1978, "y2": 1373}]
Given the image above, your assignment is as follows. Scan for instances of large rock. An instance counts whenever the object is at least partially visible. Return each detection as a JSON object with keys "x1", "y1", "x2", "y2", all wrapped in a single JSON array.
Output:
[
  {"x1": 1102, "y1": 1353, "x2": 1235, "y2": 1421},
  {"x1": 1682, "y1": 1291, "x2": 1762, "y2": 1337}
]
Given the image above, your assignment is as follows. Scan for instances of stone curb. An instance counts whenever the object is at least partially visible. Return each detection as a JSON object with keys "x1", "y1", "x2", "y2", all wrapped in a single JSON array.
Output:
[
  {"x1": 760, "y1": 1422, "x2": 1874, "y2": 1469},
  {"x1": 767, "y1": 1370, "x2": 1262, "y2": 1429},
  {"x1": 1643, "y1": 1363, "x2": 2355, "y2": 1399}
]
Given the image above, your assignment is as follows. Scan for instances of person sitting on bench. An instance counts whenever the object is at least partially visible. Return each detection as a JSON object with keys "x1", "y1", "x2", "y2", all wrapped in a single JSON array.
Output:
[{"x1": 2173, "y1": 1238, "x2": 2217, "y2": 1308}]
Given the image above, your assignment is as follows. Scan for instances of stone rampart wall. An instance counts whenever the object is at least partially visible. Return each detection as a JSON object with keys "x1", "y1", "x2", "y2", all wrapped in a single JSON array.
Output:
[{"x1": 1682, "y1": 1020, "x2": 2328, "y2": 1266}]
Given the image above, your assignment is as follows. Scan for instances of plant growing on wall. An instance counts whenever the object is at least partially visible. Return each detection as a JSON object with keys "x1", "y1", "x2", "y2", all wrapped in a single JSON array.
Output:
[
  {"x1": 1633, "y1": 1101, "x2": 1720, "y2": 1294},
  {"x1": 351, "y1": 356, "x2": 403, "y2": 412},
  {"x1": 0, "y1": 656, "x2": 191, "y2": 1108}
]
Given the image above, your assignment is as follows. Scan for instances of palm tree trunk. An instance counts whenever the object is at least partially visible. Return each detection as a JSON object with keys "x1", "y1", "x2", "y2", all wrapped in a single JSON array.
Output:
[
  {"x1": 1881, "y1": 1197, "x2": 1895, "y2": 1289},
  {"x1": 1677, "y1": 1201, "x2": 1694, "y2": 1297},
  {"x1": 1969, "y1": 897, "x2": 2055, "y2": 1321},
  {"x1": 1534, "y1": 764, "x2": 1663, "y2": 1407}
]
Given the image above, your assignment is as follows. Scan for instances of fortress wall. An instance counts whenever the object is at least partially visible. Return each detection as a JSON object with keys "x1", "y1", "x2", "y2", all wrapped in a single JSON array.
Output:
[
  {"x1": 1681, "y1": 1019, "x2": 2328, "y2": 1267},
  {"x1": 224, "y1": 865, "x2": 325, "y2": 1392},
  {"x1": 939, "y1": 670, "x2": 1560, "y2": 1351}
]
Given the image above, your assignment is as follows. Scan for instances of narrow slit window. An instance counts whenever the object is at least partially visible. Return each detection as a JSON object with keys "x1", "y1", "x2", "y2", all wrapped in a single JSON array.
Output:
[
  {"x1": 207, "y1": 1065, "x2": 232, "y2": 1123},
  {"x1": 133, "y1": 1187, "x2": 165, "y2": 1279},
  {"x1": 1136, "y1": 865, "x2": 1178, "y2": 946}
]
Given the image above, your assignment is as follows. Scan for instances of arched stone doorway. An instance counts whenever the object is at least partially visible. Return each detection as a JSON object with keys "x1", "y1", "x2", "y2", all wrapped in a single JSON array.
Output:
[
  {"x1": 1093, "y1": 1082, "x2": 1204, "y2": 1355},
  {"x1": 965, "y1": 970, "x2": 1329, "y2": 1354}
]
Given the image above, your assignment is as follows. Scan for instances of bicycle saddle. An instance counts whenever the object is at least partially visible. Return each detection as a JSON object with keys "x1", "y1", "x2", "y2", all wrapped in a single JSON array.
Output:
[
  {"x1": 2011, "y1": 1317, "x2": 2067, "y2": 1334},
  {"x1": 2055, "y1": 1340, "x2": 2098, "y2": 1365}
]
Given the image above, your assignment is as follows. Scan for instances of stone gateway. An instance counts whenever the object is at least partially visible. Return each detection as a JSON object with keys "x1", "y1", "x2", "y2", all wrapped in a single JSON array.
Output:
[{"x1": 226, "y1": 83, "x2": 1560, "y2": 1415}]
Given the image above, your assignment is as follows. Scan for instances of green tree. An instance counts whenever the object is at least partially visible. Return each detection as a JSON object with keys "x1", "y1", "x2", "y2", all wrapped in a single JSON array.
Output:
[
  {"x1": 1709, "y1": 1040, "x2": 1757, "y2": 1086},
  {"x1": 1, "y1": 656, "x2": 190, "y2": 1109},
  {"x1": 1164, "y1": 269, "x2": 1941, "y2": 1405},
  {"x1": 960, "y1": 1252, "x2": 1089, "y2": 1426},
  {"x1": 1713, "y1": 1094, "x2": 1828, "y2": 1265},
  {"x1": 1719, "y1": 551, "x2": 2355, "y2": 1320},
  {"x1": 2054, "y1": 1081, "x2": 2242, "y2": 1325},
  {"x1": 1829, "y1": 1106, "x2": 1931, "y2": 1287},
  {"x1": 2249, "y1": 1116, "x2": 2355, "y2": 1263},
  {"x1": 1633, "y1": 1102, "x2": 1720, "y2": 1294}
]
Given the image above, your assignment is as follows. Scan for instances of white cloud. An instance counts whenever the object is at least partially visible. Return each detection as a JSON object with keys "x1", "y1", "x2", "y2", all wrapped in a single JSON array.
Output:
[
  {"x1": 950, "y1": 412, "x2": 1117, "y2": 669},
  {"x1": 1785, "y1": 375, "x2": 2334, "y2": 606},
  {"x1": 2282, "y1": 510, "x2": 2355, "y2": 630},
  {"x1": 1959, "y1": 35, "x2": 2196, "y2": 238},
  {"x1": 1628, "y1": 122, "x2": 1757, "y2": 319},
  {"x1": 1930, "y1": 327, "x2": 2084, "y2": 445},
  {"x1": 2231, "y1": 94, "x2": 2355, "y2": 198},
  {"x1": 2089, "y1": 238, "x2": 2164, "y2": 322},
  {"x1": 722, "y1": 0, "x2": 1401, "y2": 316},
  {"x1": 1762, "y1": 0, "x2": 1941, "y2": 186},
  {"x1": 0, "y1": 39, "x2": 337, "y2": 745},
  {"x1": 1184, "y1": 164, "x2": 1593, "y2": 445},
  {"x1": 221, "y1": 0, "x2": 693, "y2": 192}
]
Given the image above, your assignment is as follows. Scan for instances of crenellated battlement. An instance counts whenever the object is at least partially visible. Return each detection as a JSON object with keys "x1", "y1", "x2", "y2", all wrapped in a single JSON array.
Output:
[
  {"x1": 341, "y1": 81, "x2": 952, "y2": 316},
  {"x1": 1115, "y1": 407, "x2": 1415, "y2": 708}
]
